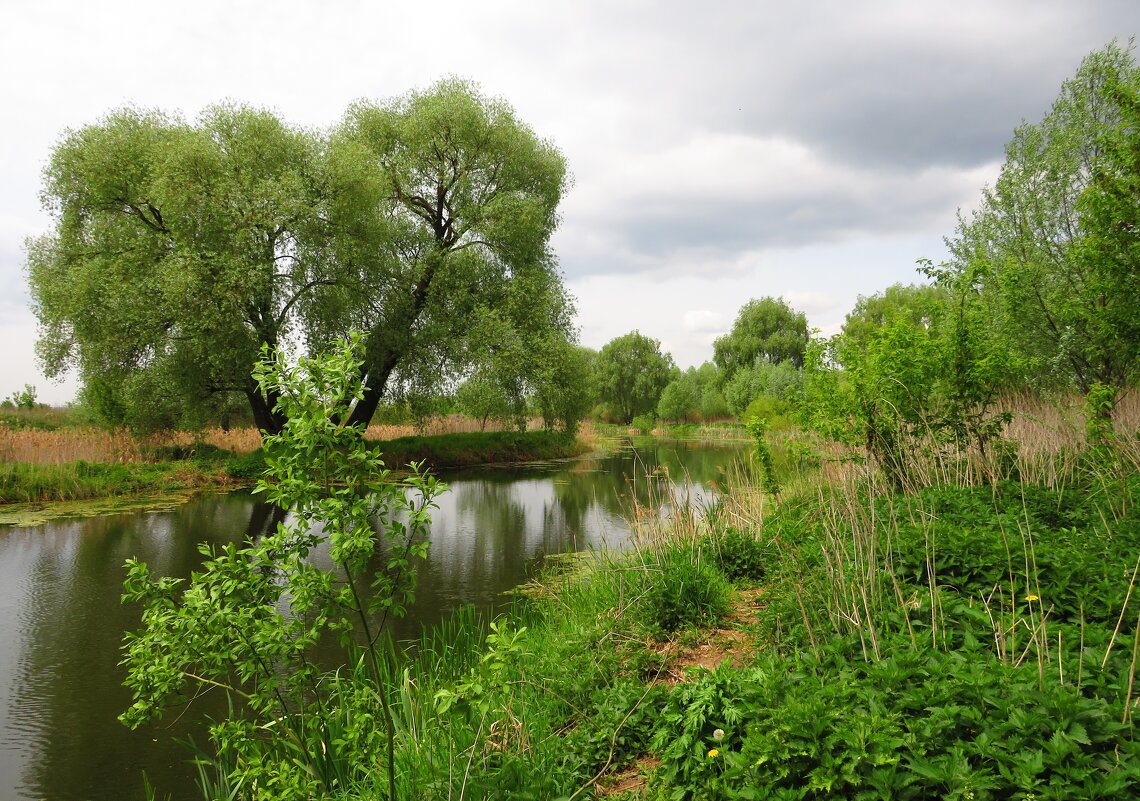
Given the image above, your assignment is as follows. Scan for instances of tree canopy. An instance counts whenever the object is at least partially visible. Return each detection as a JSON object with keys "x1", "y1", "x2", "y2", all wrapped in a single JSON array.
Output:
[
  {"x1": 945, "y1": 42, "x2": 1140, "y2": 398},
  {"x1": 594, "y1": 331, "x2": 675, "y2": 424},
  {"x1": 840, "y1": 283, "x2": 948, "y2": 359},
  {"x1": 28, "y1": 80, "x2": 572, "y2": 434},
  {"x1": 713, "y1": 297, "x2": 809, "y2": 380}
]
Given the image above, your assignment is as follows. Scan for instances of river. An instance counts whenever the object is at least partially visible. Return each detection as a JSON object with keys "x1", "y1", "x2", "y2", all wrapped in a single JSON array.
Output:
[{"x1": 0, "y1": 439, "x2": 745, "y2": 801}]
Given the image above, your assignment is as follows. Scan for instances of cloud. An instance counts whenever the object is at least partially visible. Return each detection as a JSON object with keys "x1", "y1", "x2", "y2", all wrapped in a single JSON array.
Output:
[
  {"x1": 683, "y1": 310, "x2": 726, "y2": 334},
  {"x1": 556, "y1": 130, "x2": 998, "y2": 278}
]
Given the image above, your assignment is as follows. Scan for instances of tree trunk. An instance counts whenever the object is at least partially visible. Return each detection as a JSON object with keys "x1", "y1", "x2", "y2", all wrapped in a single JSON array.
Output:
[
  {"x1": 246, "y1": 385, "x2": 287, "y2": 437},
  {"x1": 345, "y1": 352, "x2": 400, "y2": 430}
]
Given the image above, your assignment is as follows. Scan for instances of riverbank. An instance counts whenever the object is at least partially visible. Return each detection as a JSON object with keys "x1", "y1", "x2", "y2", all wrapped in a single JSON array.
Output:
[
  {"x1": 346, "y1": 459, "x2": 1140, "y2": 799},
  {"x1": 0, "y1": 429, "x2": 589, "y2": 511},
  {"x1": 592, "y1": 420, "x2": 752, "y2": 442}
]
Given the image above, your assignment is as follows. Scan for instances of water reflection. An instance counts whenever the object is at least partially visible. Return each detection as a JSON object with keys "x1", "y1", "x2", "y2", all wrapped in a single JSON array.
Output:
[{"x1": 0, "y1": 439, "x2": 744, "y2": 801}]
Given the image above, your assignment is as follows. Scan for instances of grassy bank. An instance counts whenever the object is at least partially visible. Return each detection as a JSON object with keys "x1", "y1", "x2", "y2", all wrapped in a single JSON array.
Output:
[
  {"x1": 0, "y1": 430, "x2": 587, "y2": 507},
  {"x1": 362, "y1": 458, "x2": 1140, "y2": 799},
  {"x1": 175, "y1": 453, "x2": 1140, "y2": 798},
  {"x1": 374, "y1": 429, "x2": 589, "y2": 471},
  {"x1": 0, "y1": 406, "x2": 545, "y2": 466},
  {"x1": 592, "y1": 420, "x2": 751, "y2": 442},
  {"x1": 113, "y1": 357, "x2": 1140, "y2": 798},
  {"x1": 0, "y1": 448, "x2": 253, "y2": 505}
]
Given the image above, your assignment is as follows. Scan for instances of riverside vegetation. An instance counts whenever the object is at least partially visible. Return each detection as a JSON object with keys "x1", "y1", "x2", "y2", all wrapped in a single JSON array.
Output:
[
  {"x1": 0, "y1": 404, "x2": 585, "y2": 506},
  {"x1": 117, "y1": 332, "x2": 1140, "y2": 800}
]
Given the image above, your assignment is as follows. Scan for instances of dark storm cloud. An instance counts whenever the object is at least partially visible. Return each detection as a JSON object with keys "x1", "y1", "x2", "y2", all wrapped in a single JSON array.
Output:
[{"x1": 647, "y1": 0, "x2": 1138, "y2": 169}]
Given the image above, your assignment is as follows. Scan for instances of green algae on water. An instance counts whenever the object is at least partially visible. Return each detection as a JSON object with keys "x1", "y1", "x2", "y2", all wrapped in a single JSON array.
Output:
[{"x1": 0, "y1": 492, "x2": 195, "y2": 528}]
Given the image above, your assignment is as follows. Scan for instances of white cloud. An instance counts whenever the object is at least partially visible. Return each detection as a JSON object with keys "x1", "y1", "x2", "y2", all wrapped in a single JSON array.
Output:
[{"x1": 682, "y1": 310, "x2": 726, "y2": 334}]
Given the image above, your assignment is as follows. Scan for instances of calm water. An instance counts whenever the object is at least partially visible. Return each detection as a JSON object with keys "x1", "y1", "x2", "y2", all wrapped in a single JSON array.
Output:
[{"x1": 0, "y1": 440, "x2": 744, "y2": 801}]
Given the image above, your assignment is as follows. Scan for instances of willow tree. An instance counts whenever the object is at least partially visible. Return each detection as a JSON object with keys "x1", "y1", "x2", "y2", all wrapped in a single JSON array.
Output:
[
  {"x1": 308, "y1": 79, "x2": 569, "y2": 430},
  {"x1": 713, "y1": 296, "x2": 809, "y2": 380},
  {"x1": 28, "y1": 105, "x2": 326, "y2": 431},
  {"x1": 28, "y1": 80, "x2": 571, "y2": 434}
]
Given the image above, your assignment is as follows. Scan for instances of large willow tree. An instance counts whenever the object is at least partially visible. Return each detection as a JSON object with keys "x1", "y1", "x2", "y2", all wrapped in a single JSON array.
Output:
[{"x1": 27, "y1": 80, "x2": 571, "y2": 433}]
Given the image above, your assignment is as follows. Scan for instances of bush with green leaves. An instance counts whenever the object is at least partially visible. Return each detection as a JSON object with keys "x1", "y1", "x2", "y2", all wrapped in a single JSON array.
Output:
[
  {"x1": 120, "y1": 334, "x2": 445, "y2": 801},
  {"x1": 724, "y1": 360, "x2": 804, "y2": 419},
  {"x1": 5, "y1": 384, "x2": 37, "y2": 409},
  {"x1": 560, "y1": 680, "x2": 666, "y2": 779},
  {"x1": 633, "y1": 412, "x2": 657, "y2": 435},
  {"x1": 658, "y1": 375, "x2": 701, "y2": 423},
  {"x1": 645, "y1": 544, "x2": 731, "y2": 633},
  {"x1": 704, "y1": 526, "x2": 768, "y2": 583}
]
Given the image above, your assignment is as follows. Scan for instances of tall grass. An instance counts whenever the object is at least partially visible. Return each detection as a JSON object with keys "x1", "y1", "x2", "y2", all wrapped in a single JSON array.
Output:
[{"x1": 0, "y1": 415, "x2": 548, "y2": 466}]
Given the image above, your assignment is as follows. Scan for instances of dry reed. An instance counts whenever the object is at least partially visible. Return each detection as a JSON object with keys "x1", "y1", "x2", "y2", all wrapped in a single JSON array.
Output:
[{"x1": 0, "y1": 412, "x2": 553, "y2": 465}]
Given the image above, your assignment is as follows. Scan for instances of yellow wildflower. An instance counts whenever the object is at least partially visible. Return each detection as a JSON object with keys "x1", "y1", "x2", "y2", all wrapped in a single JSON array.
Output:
[
  {"x1": 708, "y1": 748, "x2": 719, "y2": 758},
  {"x1": 1025, "y1": 595, "x2": 1040, "y2": 602}
]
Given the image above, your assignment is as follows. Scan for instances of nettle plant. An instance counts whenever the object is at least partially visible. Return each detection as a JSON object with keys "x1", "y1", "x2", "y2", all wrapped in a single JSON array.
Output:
[{"x1": 120, "y1": 333, "x2": 444, "y2": 801}]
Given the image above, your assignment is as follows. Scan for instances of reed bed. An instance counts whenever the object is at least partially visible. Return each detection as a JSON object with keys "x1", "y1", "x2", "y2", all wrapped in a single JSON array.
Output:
[
  {"x1": 0, "y1": 414, "x2": 546, "y2": 466},
  {"x1": 0, "y1": 425, "x2": 147, "y2": 464}
]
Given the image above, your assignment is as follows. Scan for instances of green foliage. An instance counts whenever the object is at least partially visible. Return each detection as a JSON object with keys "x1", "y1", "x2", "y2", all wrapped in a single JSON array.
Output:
[
  {"x1": 649, "y1": 476, "x2": 1140, "y2": 801},
  {"x1": 0, "y1": 460, "x2": 189, "y2": 504},
  {"x1": 724, "y1": 360, "x2": 803, "y2": 419},
  {"x1": 841, "y1": 283, "x2": 947, "y2": 354},
  {"x1": 434, "y1": 619, "x2": 529, "y2": 717},
  {"x1": 375, "y1": 429, "x2": 583, "y2": 470},
  {"x1": 223, "y1": 448, "x2": 267, "y2": 480},
  {"x1": 561, "y1": 680, "x2": 666, "y2": 776},
  {"x1": 656, "y1": 364, "x2": 733, "y2": 423},
  {"x1": 595, "y1": 331, "x2": 675, "y2": 424},
  {"x1": 30, "y1": 80, "x2": 571, "y2": 436},
  {"x1": 653, "y1": 646, "x2": 1140, "y2": 801},
  {"x1": 455, "y1": 372, "x2": 515, "y2": 431},
  {"x1": 658, "y1": 375, "x2": 701, "y2": 423},
  {"x1": 704, "y1": 526, "x2": 768, "y2": 583},
  {"x1": 633, "y1": 413, "x2": 657, "y2": 435},
  {"x1": 744, "y1": 415, "x2": 781, "y2": 496},
  {"x1": 946, "y1": 42, "x2": 1140, "y2": 397},
  {"x1": 646, "y1": 544, "x2": 732, "y2": 633},
  {"x1": 1085, "y1": 382, "x2": 1120, "y2": 448},
  {"x1": 741, "y1": 395, "x2": 791, "y2": 430},
  {"x1": 803, "y1": 279, "x2": 1010, "y2": 488},
  {"x1": 1075, "y1": 63, "x2": 1140, "y2": 396},
  {"x1": 714, "y1": 297, "x2": 809, "y2": 380},
  {"x1": 6, "y1": 384, "x2": 38, "y2": 409},
  {"x1": 700, "y1": 385, "x2": 732, "y2": 421},
  {"x1": 533, "y1": 342, "x2": 595, "y2": 435},
  {"x1": 119, "y1": 334, "x2": 445, "y2": 800}
]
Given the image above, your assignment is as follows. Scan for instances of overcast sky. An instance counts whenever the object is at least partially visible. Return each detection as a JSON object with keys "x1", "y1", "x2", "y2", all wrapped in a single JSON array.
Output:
[{"x1": 1, "y1": 1, "x2": 1136, "y2": 404}]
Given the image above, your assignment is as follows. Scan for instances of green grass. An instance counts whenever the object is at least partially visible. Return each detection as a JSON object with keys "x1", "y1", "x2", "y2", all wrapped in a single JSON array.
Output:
[
  {"x1": 0, "y1": 446, "x2": 249, "y2": 504},
  {"x1": 0, "y1": 460, "x2": 221, "y2": 504}
]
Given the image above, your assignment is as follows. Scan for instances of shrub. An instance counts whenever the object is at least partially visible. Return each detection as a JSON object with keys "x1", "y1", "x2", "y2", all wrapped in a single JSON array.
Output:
[
  {"x1": 646, "y1": 545, "x2": 731, "y2": 633},
  {"x1": 742, "y1": 394, "x2": 792, "y2": 431},
  {"x1": 632, "y1": 413, "x2": 656, "y2": 435},
  {"x1": 704, "y1": 526, "x2": 768, "y2": 582}
]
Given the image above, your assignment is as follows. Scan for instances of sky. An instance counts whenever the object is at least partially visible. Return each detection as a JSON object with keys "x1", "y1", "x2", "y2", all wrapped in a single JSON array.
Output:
[{"x1": 1, "y1": 1, "x2": 1136, "y2": 405}]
